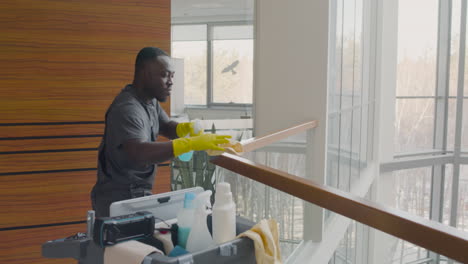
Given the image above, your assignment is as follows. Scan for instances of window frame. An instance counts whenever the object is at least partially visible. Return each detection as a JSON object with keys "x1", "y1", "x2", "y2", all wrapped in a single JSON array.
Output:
[{"x1": 172, "y1": 21, "x2": 254, "y2": 109}]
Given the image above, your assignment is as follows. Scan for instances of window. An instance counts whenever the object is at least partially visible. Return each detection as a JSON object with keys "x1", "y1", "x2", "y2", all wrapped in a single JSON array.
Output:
[
  {"x1": 327, "y1": 0, "x2": 373, "y2": 194},
  {"x1": 172, "y1": 23, "x2": 254, "y2": 107},
  {"x1": 380, "y1": 0, "x2": 468, "y2": 262},
  {"x1": 172, "y1": 25, "x2": 207, "y2": 105}
]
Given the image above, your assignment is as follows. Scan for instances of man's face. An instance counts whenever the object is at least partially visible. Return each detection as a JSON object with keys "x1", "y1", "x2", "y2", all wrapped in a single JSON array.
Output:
[{"x1": 143, "y1": 56, "x2": 174, "y2": 102}]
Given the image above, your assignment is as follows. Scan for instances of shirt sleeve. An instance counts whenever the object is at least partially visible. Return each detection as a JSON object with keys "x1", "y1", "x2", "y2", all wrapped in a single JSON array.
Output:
[{"x1": 106, "y1": 104, "x2": 147, "y2": 148}]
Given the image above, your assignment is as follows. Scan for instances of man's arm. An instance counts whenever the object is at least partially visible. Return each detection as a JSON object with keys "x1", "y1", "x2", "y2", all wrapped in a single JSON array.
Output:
[
  {"x1": 123, "y1": 139, "x2": 174, "y2": 166},
  {"x1": 158, "y1": 120, "x2": 179, "y2": 139}
]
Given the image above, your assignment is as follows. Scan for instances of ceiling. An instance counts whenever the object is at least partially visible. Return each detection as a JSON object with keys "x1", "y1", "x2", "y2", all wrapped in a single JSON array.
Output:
[{"x1": 171, "y1": 0, "x2": 254, "y2": 23}]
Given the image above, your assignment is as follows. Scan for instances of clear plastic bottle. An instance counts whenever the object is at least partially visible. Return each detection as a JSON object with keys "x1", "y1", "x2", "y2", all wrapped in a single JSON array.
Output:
[
  {"x1": 185, "y1": 190, "x2": 215, "y2": 252},
  {"x1": 212, "y1": 182, "x2": 236, "y2": 244},
  {"x1": 177, "y1": 192, "x2": 196, "y2": 249}
]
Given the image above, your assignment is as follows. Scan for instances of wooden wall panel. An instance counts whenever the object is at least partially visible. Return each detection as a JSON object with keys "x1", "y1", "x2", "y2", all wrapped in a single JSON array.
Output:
[
  {"x1": 0, "y1": 166, "x2": 171, "y2": 228},
  {"x1": 0, "y1": 124, "x2": 105, "y2": 138},
  {"x1": 0, "y1": 151, "x2": 97, "y2": 174},
  {"x1": 0, "y1": 171, "x2": 95, "y2": 228},
  {"x1": 0, "y1": 0, "x2": 171, "y2": 262},
  {"x1": 0, "y1": 224, "x2": 86, "y2": 264},
  {"x1": 0, "y1": 137, "x2": 100, "y2": 152},
  {"x1": 154, "y1": 165, "x2": 171, "y2": 194},
  {"x1": 0, "y1": 0, "x2": 171, "y2": 123}
]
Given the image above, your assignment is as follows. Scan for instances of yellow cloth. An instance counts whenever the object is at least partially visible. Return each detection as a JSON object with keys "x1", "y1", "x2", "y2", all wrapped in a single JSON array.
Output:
[
  {"x1": 237, "y1": 219, "x2": 282, "y2": 264},
  {"x1": 206, "y1": 139, "x2": 244, "y2": 156}
]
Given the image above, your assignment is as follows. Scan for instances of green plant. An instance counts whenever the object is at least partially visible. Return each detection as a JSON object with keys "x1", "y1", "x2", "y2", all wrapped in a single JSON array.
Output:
[
  {"x1": 170, "y1": 123, "x2": 245, "y2": 198},
  {"x1": 171, "y1": 123, "x2": 218, "y2": 193}
]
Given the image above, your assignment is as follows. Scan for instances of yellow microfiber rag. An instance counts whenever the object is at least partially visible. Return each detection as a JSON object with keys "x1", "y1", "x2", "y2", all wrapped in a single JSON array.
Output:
[
  {"x1": 237, "y1": 219, "x2": 282, "y2": 264},
  {"x1": 206, "y1": 139, "x2": 244, "y2": 156}
]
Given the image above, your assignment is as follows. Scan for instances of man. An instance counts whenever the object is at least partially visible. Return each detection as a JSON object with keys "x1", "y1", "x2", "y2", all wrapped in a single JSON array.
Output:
[{"x1": 91, "y1": 47, "x2": 230, "y2": 217}]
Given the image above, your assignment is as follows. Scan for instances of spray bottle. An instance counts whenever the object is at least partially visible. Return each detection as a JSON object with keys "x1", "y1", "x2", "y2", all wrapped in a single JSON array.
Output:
[
  {"x1": 178, "y1": 119, "x2": 203, "y2": 162},
  {"x1": 212, "y1": 182, "x2": 236, "y2": 244},
  {"x1": 177, "y1": 192, "x2": 196, "y2": 248},
  {"x1": 185, "y1": 190, "x2": 214, "y2": 252}
]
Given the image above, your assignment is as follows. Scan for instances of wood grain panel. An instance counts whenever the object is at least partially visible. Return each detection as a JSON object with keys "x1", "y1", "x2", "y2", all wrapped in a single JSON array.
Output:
[
  {"x1": 0, "y1": 137, "x2": 101, "y2": 153},
  {"x1": 0, "y1": 223, "x2": 86, "y2": 264},
  {"x1": 154, "y1": 165, "x2": 171, "y2": 194},
  {"x1": 0, "y1": 124, "x2": 104, "y2": 138},
  {"x1": 0, "y1": 151, "x2": 97, "y2": 174},
  {"x1": 0, "y1": 0, "x2": 170, "y2": 123},
  {"x1": 0, "y1": 171, "x2": 95, "y2": 228},
  {"x1": 0, "y1": 132, "x2": 168, "y2": 152},
  {"x1": 0, "y1": 165, "x2": 172, "y2": 228}
]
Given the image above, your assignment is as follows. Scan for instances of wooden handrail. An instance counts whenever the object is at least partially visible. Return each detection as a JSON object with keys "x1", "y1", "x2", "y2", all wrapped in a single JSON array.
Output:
[
  {"x1": 241, "y1": 120, "x2": 318, "y2": 153},
  {"x1": 211, "y1": 153, "x2": 468, "y2": 263}
]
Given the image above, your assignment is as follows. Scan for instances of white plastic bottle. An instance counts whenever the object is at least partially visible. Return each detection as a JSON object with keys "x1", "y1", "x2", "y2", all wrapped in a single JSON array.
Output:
[
  {"x1": 177, "y1": 192, "x2": 196, "y2": 249},
  {"x1": 186, "y1": 190, "x2": 215, "y2": 252},
  {"x1": 212, "y1": 182, "x2": 236, "y2": 244}
]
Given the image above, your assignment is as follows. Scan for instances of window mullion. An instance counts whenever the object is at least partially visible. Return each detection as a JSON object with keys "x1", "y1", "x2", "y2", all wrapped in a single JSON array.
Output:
[
  {"x1": 207, "y1": 24, "x2": 213, "y2": 107},
  {"x1": 430, "y1": 0, "x2": 451, "y2": 243},
  {"x1": 450, "y1": 0, "x2": 468, "y2": 230}
]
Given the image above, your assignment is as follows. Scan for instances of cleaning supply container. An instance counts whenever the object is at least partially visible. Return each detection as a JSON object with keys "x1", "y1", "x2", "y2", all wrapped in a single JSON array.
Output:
[
  {"x1": 42, "y1": 187, "x2": 256, "y2": 264},
  {"x1": 185, "y1": 191, "x2": 215, "y2": 252},
  {"x1": 176, "y1": 192, "x2": 196, "y2": 248},
  {"x1": 212, "y1": 182, "x2": 236, "y2": 244}
]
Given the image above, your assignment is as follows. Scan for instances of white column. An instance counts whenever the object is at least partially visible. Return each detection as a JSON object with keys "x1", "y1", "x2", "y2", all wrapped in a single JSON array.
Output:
[{"x1": 254, "y1": 0, "x2": 330, "y2": 243}]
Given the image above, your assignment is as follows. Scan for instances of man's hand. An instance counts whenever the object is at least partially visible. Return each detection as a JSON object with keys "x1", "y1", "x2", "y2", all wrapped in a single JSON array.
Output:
[
  {"x1": 173, "y1": 134, "x2": 231, "y2": 156},
  {"x1": 190, "y1": 134, "x2": 231, "y2": 151},
  {"x1": 176, "y1": 122, "x2": 203, "y2": 138}
]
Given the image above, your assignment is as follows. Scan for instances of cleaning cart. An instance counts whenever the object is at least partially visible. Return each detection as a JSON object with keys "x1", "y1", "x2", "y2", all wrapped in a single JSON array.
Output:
[{"x1": 42, "y1": 187, "x2": 256, "y2": 264}]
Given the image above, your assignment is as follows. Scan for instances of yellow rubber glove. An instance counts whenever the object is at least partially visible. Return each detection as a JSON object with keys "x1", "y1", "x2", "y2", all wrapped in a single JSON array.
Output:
[
  {"x1": 173, "y1": 134, "x2": 232, "y2": 157},
  {"x1": 176, "y1": 122, "x2": 203, "y2": 138}
]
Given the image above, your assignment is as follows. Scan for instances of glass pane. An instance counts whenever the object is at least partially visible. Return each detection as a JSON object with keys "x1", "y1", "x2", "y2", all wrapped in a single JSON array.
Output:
[
  {"x1": 394, "y1": 98, "x2": 435, "y2": 153},
  {"x1": 339, "y1": 111, "x2": 353, "y2": 191},
  {"x1": 360, "y1": 103, "x2": 369, "y2": 166},
  {"x1": 212, "y1": 37, "x2": 253, "y2": 104},
  {"x1": 341, "y1": 0, "x2": 355, "y2": 109},
  {"x1": 172, "y1": 24, "x2": 207, "y2": 41},
  {"x1": 462, "y1": 99, "x2": 468, "y2": 149},
  {"x1": 448, "y1": 98, "x2": 456, "y2": 151},
  {"x1": 172, "y1": 41, "x2": 207, "y2": 105},
  {"x1": 450, "y1": 0, "x2": 461, "y2": 97},
  {"x1": 353, "y1": 0, "x2": 363, "y2": 107},
  {"x1": 328, "y1": 114, "x2": 340, "y2": 189},
  {"x1": 464, "y1": 0, "x2": 468, "y2": 97},
  {"x1": 329, "y1": 0, "x2": 344, "y2": 113},
  {"x1": 351, "y1": 109, "x2": 361, "y2": 185},
  {"x1": 458, "y1": 165, "x2": 468, "y2": 232},
  {"x1": 217, "y1": 135, "x2": 308, "y2": 260},
  {"x1": 391, "y1": 239, "x2": 429, "y2": 263},
  {"x1": 392, "y1": 167, "x2": 433, "y2": 219},
  {"x1": 213, "y1": 25, "x2": 253, "y2": 40},
  {"x1": 444, "y1": 164, "x2": 454, "y2": 226},
  {"x1": 397, "y1": 0, "x2": 438, "y2": 97}
]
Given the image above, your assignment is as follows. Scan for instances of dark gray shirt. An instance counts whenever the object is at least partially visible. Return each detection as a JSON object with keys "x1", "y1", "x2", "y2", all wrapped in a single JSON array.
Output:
[{"x1": 95, "y1": 84, "x2": 170, "y2": 193}]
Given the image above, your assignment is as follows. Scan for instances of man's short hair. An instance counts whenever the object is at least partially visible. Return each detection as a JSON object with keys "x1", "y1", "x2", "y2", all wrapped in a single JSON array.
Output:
[{"x1": 135, "y1": 47, "x2": 168, "y2": 72}]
